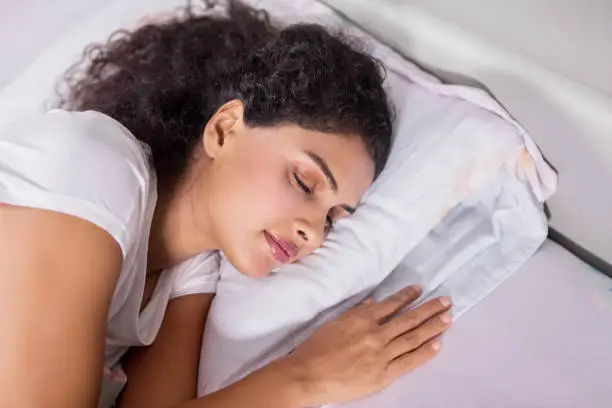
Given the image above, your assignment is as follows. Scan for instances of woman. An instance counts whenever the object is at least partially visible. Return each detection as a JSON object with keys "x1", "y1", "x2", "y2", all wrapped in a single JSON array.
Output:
[{"x1": 0, "y1": 1, "x2": 452, "y2": 407}]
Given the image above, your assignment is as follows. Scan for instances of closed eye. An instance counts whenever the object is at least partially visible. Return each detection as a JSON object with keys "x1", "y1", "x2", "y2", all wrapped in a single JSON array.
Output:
[
  {"x1": 294, "y1": 172, "x2": 334, "y2": 233},
  {"x1": 294, "y1": 172, "x2": 313, "y2": 195}
]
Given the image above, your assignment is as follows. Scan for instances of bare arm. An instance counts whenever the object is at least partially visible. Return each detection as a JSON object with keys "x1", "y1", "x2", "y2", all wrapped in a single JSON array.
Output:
[
  {"x1": 0, "y1": 204, "x2": 122, "y2": 407},
  {"x1": 177, "y1": 359, "x2": 307, "y2": 408},
  {"x1": 118, "y1": 294, "x2": 214, "y2": 408},
  {"x1": 117, "y1": 292, "x2": 311, "y2": 408},
  {"x1": 117, "y1": 292, "x2": 309, "y2": 408},
  {"x1": 116, "y1": 285, "x2": 452, "y2": 408}
]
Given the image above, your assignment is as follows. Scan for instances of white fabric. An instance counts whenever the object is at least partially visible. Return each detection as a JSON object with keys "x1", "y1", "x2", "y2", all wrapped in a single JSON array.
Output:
[
  {"x1": 322, "y1": 0, "x2": 612, "y2": 265},
  {"x1": 339, "y1": 240, "x2": 612, "y2": 408},
  {"x1": 0, "y1": 109, "x2": 149, "y2": 256},
  {"x1": 0, "y1": 110, "x2": 220, "y2": 372}
]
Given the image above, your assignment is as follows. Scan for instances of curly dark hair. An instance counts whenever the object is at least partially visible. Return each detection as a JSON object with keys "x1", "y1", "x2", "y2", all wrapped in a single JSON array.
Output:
[{"x1": 57, "y1": 0, "x2": 394, "y2": 186}]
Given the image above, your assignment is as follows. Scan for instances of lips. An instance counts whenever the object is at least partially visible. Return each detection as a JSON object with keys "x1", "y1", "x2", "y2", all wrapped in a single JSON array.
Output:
[{"x1": 264, "y1": 231, "x2": 300, "y2": 265}]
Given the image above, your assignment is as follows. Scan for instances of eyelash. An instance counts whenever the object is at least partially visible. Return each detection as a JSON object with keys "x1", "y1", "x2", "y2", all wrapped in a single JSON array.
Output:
[
  {"x1": 293, "y1": 172, "x2": 334, "y2": 231},
  {"x1": 294, "y1": 172, "x2": 312, "y2": 194}
]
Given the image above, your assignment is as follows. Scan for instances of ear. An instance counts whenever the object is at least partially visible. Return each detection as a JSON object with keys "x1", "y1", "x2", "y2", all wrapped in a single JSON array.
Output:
[{"x1": 202, "y1": 99, "x2": 245, "y2": 159}]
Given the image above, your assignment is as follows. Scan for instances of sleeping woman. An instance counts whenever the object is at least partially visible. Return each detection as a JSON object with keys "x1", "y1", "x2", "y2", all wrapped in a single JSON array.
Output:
[{"x1": 0, "y1": 1, "x2": 452, "y2": 407}]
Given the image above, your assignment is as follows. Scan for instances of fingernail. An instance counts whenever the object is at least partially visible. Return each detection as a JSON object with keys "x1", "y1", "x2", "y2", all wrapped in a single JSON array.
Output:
[
  {"x1": 439, "y1": 297, "x2": 451, "y2": 307},
  {"x1": 407, "y1": 285, "x2": 422, "y2": 293},
  {"x1": 440, "y1": 313, "x2": 451, "y2": 324},
  {"x1": 431, "y1": 341, "x2": 441, "y2": 351}
]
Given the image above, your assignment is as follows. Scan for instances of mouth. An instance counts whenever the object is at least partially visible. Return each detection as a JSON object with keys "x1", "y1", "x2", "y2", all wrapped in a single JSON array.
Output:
[{"x1": 264, "y1": 231, "x2": 300, "y2": 265}]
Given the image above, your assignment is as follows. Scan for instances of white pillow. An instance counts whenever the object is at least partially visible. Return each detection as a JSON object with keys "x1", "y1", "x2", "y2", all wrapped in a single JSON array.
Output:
[{"x1": 198, "y1": 66, "x2": 555, "y2": 394}]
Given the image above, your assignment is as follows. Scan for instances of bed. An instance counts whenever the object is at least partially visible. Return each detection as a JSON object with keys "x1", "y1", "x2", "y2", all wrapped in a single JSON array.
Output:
[{"x1": 1, "y1": 0, "x2": 611, "y2": 407}]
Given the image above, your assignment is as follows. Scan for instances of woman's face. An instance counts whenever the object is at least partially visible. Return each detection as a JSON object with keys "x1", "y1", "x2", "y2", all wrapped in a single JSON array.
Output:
[{"x1": 190, "y1": 101, "x2": 375, "y2": 277}]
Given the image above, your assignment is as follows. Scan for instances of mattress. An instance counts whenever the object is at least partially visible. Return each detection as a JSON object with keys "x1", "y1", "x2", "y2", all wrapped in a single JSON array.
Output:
[{"x1": 337, "y1": 240, "x2": 612, "y2": 408}]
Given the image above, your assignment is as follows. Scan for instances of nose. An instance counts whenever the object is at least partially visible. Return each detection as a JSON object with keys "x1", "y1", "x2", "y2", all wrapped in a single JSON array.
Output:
[{"x1": 294, "y1": 213, "x2": 326, "y2": 249}]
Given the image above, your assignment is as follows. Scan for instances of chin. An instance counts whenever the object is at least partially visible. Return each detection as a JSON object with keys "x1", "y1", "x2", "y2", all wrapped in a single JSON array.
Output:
[
  {"x1": 224, "y1": 251, "x2": 273, "y2": 278},
  {"x1": 238, "y1": 267, "x2": 271, "y2": 279}
]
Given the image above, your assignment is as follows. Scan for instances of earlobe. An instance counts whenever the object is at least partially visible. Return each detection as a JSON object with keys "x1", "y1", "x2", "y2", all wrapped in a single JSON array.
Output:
[{"x1": 202, "y1": 99, "x2": 245, "y2": 159}]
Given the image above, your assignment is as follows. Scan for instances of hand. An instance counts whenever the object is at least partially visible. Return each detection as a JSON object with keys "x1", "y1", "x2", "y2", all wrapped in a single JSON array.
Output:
[{"x1": 287, "y1": 285, "x2": 451, "y2": 406}]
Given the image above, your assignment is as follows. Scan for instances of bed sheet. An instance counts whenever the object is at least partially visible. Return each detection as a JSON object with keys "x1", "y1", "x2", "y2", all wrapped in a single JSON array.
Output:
[
  {"x1": 336, "y1": 240, "x2": 612, "y2": 408},
  {"x1": 0, "y1": 0, "x2": 109, "y2": 91}
]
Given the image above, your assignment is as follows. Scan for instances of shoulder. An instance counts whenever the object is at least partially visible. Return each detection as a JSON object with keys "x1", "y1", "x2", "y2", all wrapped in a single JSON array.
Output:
[
  {"x1": 2, "y1": 109, "x2": 150, "y2": 183},
  {"x1": 0, "y1": 110, "x2": 154, "y2": 256}
]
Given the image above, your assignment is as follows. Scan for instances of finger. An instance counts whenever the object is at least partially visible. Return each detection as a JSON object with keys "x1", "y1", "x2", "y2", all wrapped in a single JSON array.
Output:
[
  {"x1": 385, "y1": 312, "x2": 451, "y2": 359},
  {"x1": 382, "y1": 296, "x2": 451, "y2": 341},
  {"x1": 369, "y1": 285, "x2": 422, "y2": 321},
  {"x1": 342, "y1": 296, "x2": 375, "y2": 318},
  {"x1": 386, "y1": 338, "x2": 441, "y2": 379}
]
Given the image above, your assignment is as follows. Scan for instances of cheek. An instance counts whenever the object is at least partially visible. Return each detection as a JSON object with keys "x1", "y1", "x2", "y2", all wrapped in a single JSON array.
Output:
[
  {"x1": 206, "y1": 149, "x2": 303, "y2": 277},
  {"x1": 215, "y1": 150, "x2": 298, "y2": 231}
]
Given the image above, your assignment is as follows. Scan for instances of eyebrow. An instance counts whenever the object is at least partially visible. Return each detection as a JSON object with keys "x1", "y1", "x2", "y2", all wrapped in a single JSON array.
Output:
[
  {"x1": 306, "y1": 151, "x2": 338, "y2": 192},
  {"x1": 305, "y1": 151, "x2": 357, "y2": 215}
]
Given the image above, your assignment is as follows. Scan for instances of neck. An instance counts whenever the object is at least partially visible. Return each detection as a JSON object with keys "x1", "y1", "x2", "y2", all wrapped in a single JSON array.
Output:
[{"x1": 147, "y1": 174, "x2": 217, "y2": 272}]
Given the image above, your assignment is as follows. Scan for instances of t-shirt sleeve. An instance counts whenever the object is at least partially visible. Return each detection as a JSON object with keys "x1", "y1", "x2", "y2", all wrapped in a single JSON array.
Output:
[
  {"x1": 171, "y1": 252, "x2": 221, "y2": 298},
  {"x1": 0, "y1": 110, "x2": 151, "y2": 257}
]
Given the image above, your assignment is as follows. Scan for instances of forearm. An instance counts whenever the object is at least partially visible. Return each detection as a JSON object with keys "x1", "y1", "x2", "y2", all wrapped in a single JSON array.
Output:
[
  {"x1": 118, "y1": 291, "x2": 312, "y2": 408},
  {"x1": 176, "y1": 358, "x2": 310, "y2": 408},
  {"x1": 118, "y1": 294, "x2": 212, "y2": 408}
]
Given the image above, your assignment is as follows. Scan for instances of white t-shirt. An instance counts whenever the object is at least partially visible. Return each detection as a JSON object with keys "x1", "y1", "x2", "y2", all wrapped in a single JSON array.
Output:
[{"x1": 0, "y1": 109, "x2": 220, "y2": 370}]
